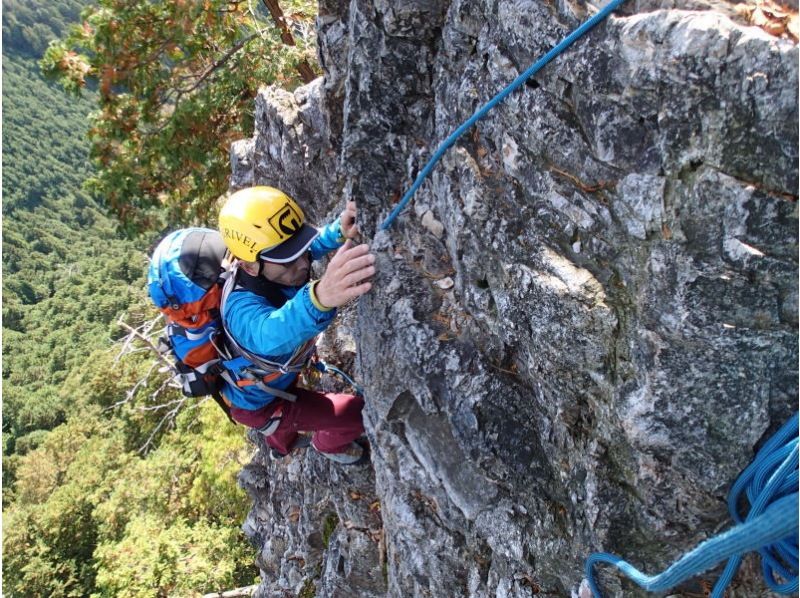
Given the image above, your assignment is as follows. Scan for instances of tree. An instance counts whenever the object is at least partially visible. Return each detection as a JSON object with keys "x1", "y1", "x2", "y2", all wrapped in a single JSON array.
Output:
[
  {"x1": 41, "y1": 0, "x2": 319, "y2": 233},
  {"x1": 4, "y1": 15, "x2": 266, "y2": 594},
  {"x1": 1, "y1": 0, "x2": 91, "y2": 57}
]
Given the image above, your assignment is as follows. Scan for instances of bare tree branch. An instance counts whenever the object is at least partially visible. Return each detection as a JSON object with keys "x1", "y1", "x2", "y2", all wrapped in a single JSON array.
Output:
[
  {"x1": 139, "y1": 396, "x2": 189, "y2": 413},
  {"x1": 139, "y1": 396, "x2": 212, "y2": 454},
  {"x1": 260, "y1": 0, "x2": 316, "y2": 83},
  {"x1": 103, "y1": 359, "x2": 163, "y2": 413},
  {"x1": 115, "y1": 315, "x2": 167, "y2": 365},
  {"x1": 113, "y1": 314, "x2": 190, "y2": 453},
  {"x1": 139, "y1": 400, "x2": 183, "y2": 454},
  {"x1": 177, "y1": 32, "x2": 260, "y2": 95},
  {"x1": 150, "y1": 375, "x2": 180, "y2": 400}
]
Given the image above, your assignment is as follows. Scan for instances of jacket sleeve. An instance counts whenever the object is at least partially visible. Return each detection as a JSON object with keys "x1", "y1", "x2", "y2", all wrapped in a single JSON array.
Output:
[
  {"x1": 224, "y1": 284, "x2": 336, "y2": 359},
  {"x1": 310, "y1": 218, "x2": 344, "y2": 260}
]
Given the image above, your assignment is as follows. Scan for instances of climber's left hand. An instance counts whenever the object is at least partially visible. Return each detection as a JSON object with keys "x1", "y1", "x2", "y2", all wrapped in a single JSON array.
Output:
[{"x1": 339, "y1": 200, "x2": 359, "y2": 240}]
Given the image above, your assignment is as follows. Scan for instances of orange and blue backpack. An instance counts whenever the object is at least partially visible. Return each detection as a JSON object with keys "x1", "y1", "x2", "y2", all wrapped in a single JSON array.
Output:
[
  {"x1": 147, "y1": 227, "x2": 236, "y2": 421},
  {"x1": 147, "y1": 228, "x2": 361, "y2": 422}
]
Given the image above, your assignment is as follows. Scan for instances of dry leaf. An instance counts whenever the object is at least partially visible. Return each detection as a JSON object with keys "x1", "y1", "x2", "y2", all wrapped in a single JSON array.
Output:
[
  {"x1": 788, "y1": 13, "x2": 799, "y2": 39},
  {"x1": 753, "y1": 7, "x2": 787, "y2": 35},
  {"x1": 748, "y1": 0, "x2": 799, "y2": 39}
]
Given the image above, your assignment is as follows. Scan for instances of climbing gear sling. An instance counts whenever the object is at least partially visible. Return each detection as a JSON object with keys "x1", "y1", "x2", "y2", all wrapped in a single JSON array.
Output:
[{"x1": 312, "y1": 359, "x2": 364, "y2": 396}]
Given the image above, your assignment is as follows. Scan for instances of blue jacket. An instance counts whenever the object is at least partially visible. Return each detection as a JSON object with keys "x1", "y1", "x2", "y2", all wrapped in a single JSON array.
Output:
[{"x1": 221, "y1": 219, "x2": 344, "y2": 410}]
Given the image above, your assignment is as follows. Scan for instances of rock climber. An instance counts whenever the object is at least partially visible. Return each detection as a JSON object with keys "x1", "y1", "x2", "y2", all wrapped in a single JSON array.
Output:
[{"x1": 217, "y1": 185, "x2": 375, "y2": 465}]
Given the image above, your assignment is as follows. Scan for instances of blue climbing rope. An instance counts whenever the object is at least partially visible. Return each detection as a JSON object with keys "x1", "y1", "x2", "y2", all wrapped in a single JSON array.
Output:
[
  {"x1": 585, "y1": 412, "x2": 800, "y2": 597},
  {"x1": 313, "y1": 360, "x2": 365, "y2": 396},
  {"x1": 380, "y1": 0, "x2": 628, "y2": 231}
]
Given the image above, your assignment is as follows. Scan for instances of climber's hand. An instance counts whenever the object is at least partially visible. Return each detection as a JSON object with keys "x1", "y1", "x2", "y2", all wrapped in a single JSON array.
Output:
[
  {"x1": 315, "y1": 240, "x2": 375, "y2": 308},
  {"x1": 339, "y1": 200, "x2": 359, "y2": 240}
]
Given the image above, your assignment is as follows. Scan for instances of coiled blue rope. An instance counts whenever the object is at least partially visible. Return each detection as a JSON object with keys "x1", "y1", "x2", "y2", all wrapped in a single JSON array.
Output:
[
  {"x1": 380, "y1": 0, "x2": 628, "y2": 231},
  {"x1": 586, "y1": 413, "x2": 800, "y2": 597}
]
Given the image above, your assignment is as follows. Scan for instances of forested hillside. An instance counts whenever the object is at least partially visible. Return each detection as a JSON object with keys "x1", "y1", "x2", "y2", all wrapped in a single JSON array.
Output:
[
  {"x1": 2, "y1": 0, "x2": 86, "y2": 57},
  {"x1": 2, "y1": 51, "x2": 141, "y2": 460},
  {"x1": 2, "y1": 4, "x2": 257, "y2": 596}
]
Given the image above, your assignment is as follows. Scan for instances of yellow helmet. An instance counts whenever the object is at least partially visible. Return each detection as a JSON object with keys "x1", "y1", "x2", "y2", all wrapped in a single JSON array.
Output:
[{"x1": 218, "y1": 186, "x2": 318, "y2": 262}]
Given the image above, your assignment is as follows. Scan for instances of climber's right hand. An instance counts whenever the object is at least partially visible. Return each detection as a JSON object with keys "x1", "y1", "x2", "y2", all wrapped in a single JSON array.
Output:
[{"x1": 315, "y1": 240, "x2": 375, "y2": 308}]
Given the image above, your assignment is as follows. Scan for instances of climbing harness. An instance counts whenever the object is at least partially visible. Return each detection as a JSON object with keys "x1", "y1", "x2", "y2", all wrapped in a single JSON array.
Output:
[
  {"x1": 380, "y1": 0, "x2": 628, "y2": 230},
  {"x1": 220, "y1": 261, "x2": 321, "y2": 402},
  {"x1": 585, "y1": 412, "x2": 799, "y2": 597}
]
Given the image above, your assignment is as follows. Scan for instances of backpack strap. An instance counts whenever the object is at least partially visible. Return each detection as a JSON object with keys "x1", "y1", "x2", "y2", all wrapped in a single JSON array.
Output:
[
  {"x1": 218, "y1": 263, "x2": 312, "y2": 401},
  {"x1": 233, "y1": 267, "x2": 290, "y2": 308},
  {"x1": 211, "y1": 389, "x2": 237, "y2": 425},
  {"x1": 206, "y1": 362, "x2": 243, "y2": 423}
]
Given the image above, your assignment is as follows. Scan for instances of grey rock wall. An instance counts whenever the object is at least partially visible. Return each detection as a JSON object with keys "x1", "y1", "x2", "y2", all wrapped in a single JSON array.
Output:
[{"x1": 233, "y1": 1, "x2": 798, "y2": 596}]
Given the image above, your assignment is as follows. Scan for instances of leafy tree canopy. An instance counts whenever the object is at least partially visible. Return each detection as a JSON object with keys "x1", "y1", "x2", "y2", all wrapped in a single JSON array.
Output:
[
  {"x1": 41, "y1": 0, "x2": 319, "y2": 233},
  {"x1": 4, "y1": 2, "x2": 321, "y2": 593},
  {"x1": 3, "y1": 402, "x2": 254, "y2": 598},
  {"x1": 2, "y1": 53, "x2": 145, "y2": 448},
  {"x1": 1, "y1": 0, "x2": 90, "y2": 56}
]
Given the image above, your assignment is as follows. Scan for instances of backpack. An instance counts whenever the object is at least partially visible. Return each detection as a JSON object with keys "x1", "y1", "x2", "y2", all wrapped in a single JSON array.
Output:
[
  {"x1": 147, "y1": 227, "x2": 236, "y2": 422},
  {"x1": 146, "y1": 228, "x2": 318, "y2": 423}
]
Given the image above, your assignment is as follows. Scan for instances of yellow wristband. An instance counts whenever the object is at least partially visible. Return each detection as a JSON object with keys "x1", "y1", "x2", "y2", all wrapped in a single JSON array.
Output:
[{"x1": 309, "y1": 280, "x2": 334, "y2": 312}]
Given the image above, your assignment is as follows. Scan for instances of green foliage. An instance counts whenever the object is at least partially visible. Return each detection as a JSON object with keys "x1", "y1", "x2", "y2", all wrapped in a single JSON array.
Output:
[
  {"x1": 3, "y1": 18, "x2": 267, "y2": 594},
  {"x1": 2, "y1": 52, "x2": 94, "y2": 215},
  {"x1": 3, "y1": 286, "x2": 257, "y2": 597},
  {"x1": 41, "y1": 0, "x2": 319, "y2": 232},
  {"x1": 2, "y1": 51, "x2": 144, "y2": 452},
  {"x1": 3, "y1": 403, "x2": 256, "y2": 598},
  {"x1": 93, "y1": 515, "x2": 250, "y2": 598},
  {"x1": 4, "y1": 1, "x2": 326, "y2": 593},
  {"x1": 93, "y1": 401, "x2": 253, "y2": 538},
  {"x1": 298, "y1": 578, "x2": 317, "y2": 598},
  {"x1": 3, "y1": 412, "x2": 129, "y2": 597},
  {"x1": 322, "y1": 512, "x2": 340, "y2": 548},
  {"x1": 91, "y1": 406, "x2": 255, "y2": 597},
  {"x1": 1, "y1": 0, "x2": 91, "y2": 57}
]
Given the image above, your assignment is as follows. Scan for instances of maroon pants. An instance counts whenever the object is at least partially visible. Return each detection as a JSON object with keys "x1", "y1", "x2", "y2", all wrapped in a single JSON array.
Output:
[{"x1": 229, "y1": 387, "x2": 364, "y2": 455}]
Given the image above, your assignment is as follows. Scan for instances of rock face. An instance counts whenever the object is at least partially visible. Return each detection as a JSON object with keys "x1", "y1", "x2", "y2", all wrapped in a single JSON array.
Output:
[{"x1": 233, "y1": 1, "x2": 798, "y2": 596}]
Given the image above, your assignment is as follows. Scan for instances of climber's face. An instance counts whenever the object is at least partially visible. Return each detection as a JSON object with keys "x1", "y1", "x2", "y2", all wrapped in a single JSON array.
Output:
[{"x1": 260, "y1": 252, "x2": 310, "y2": 287}]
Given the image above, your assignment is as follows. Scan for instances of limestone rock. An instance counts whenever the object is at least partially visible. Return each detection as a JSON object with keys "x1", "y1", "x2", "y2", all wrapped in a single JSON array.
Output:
[{"x1": 232, "y1": 1, "x2": 798, "y2": 596}]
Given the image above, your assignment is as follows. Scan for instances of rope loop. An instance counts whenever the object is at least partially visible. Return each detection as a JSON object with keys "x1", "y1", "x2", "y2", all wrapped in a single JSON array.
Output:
[
  {"x1": 313, "y1": 360, "x2": 364, "y2": 396},
  {"x1": 585, "y1": 413, "x2": 799, "y2": 597}
]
